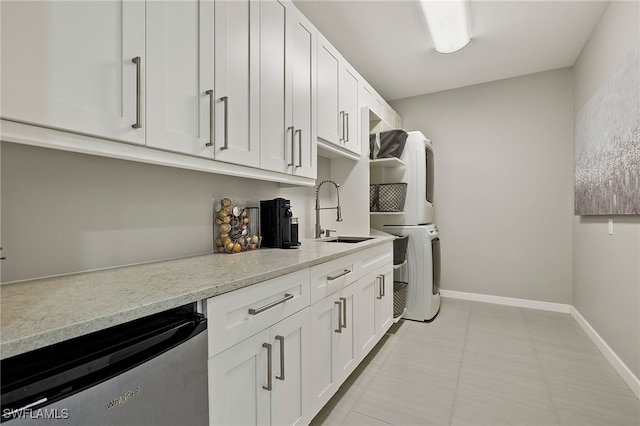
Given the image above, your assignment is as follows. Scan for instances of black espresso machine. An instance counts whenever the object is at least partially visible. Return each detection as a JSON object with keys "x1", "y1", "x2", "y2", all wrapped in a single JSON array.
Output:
[{"x1": 260, "y1": 198, "x2": 301, "y2": 249}]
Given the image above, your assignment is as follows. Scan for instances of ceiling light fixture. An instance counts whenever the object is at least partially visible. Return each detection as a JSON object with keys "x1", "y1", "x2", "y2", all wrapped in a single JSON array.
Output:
[{"x1": 419, "y1": 0, "x2": 471, "y2": 54}]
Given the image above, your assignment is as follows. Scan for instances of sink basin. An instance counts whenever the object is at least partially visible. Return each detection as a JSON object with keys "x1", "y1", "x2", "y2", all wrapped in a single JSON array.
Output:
[{"x1": 323, "y1": 236, "x2": 374, "y2": 244}]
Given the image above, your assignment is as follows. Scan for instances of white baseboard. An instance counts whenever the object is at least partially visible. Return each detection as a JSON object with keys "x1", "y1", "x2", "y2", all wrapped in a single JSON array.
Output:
[
  {"x1": 439, "y1": 289, "x2": 639, "y2": 399},
  {"x1": 440, "y1": 290, "x2": 571, "y2": 313},
  {"x1": 570, "y1": 306, "x2": 640, "y2": 399}
]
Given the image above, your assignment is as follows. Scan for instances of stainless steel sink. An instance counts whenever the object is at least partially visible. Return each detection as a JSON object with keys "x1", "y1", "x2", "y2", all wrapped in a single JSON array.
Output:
[{"x1": 323, "y1": 236, "x2": 374, "y2": 244}]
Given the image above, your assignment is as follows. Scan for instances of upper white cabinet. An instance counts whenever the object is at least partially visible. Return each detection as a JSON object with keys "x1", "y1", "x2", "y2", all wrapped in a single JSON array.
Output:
[
  {"x1": 340, "y1": 64, "x2": 360, "y2": 155},
  {"x1": 316, "y1": 34, "x2": 360, "y2": 157},
  {"x1": 289, "y1": 6, "x2": 317, "y2": 178},
  {"x1": 145, "y1": 0, "x2": 214, "y2": 158},
  {"x1": 1, "y1": 0, "x2": 396, "y2": 185},
  {"x1": 317, "y1": 35, "x2": 341, "y2": 145},
  {"x1": 259, "y1": 0, "x2": 316, "y2": 179},
  {"x1": 214, "y1": 0, "x2": 260, "y2": 167},
  {"x1": 0, "y1": 0, "x2": 145, "y2": 145}
]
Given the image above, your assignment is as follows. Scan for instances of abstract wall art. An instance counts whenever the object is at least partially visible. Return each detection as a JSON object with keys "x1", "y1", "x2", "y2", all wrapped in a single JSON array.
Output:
[{"x1": 575, "y1": 43, "x2": 639, "y2": 215}]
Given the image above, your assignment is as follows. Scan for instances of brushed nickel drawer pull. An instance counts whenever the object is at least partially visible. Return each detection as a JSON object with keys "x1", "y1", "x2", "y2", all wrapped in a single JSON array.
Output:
[
  {"x1": 275, "y1": 335, "x2": 285, "y2": 381},
  {"x1": 334, "y1": 300, "x2": 343, "y2": 333},
  {"x1": 327, "y1": 269, "x2": 350, "y2": 281},
  {"x1": 262, "y1": 343, "x2": 272, "y2": 391},
  {"x1": 381, "y1": 274, "x2": 386, "y2": 297},
  {"x1": 220, "y1": 96, "x2": 229, "y2": 150},
  {"x1": 345, "y1": 112, "x2": 349, "y2": 142},
  {"x1": 340, "y1": 297, "x2": 347, "y2": 329},
  {"x1": 205, "y1": 90, "x2": 214, "y2": 147},
  {"x1": 248, "y1": 293, "x2": 294, "y2": 315},
  {"x1": 377, "y1": 276, "x2": 383, "y2": 300},
  {"x1": 131, "y1": 56, "x2": 142, "y2": 129},
  {"x1": 296, "y1": 128, "x2": 303, "y2": 167},
  {"x1": 287, "y1": 126, "x2": 295, "y2": 167}
]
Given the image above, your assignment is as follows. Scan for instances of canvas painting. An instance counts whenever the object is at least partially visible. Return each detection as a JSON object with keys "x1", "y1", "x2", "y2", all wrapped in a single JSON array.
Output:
[{"x1": 575, "y1": 43, "x2": 639, "y2": 215}]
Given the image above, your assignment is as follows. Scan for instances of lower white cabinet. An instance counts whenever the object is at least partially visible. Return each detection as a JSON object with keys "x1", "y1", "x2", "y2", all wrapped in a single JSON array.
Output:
[
  {"x1": 309, "y1": 281, "x2": 359, "y2": 417},
  {"x1": 207, "y1": 242, "x2": 394, "y2": 425},
  {"x1": 209, "y1": 307, "x2": 310, "y2": 426},
  {"x1": 358, "y1": 265, "x2": 394, "y2": 360},
  {"x1": 209, "y1": 328, "x2": 271, "y2": 425},
  {"x1": 207, "y1": 269, "x2": 311, "y2": 426}
]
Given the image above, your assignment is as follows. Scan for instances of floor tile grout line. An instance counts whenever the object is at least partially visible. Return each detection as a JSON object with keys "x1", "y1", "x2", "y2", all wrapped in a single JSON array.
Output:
[
  {"x1": 447, "y1": 300, "x2": 474, "y2": 426},
  {"x1": 523, "y1": 308, "x2": 563, "y2": 425}
]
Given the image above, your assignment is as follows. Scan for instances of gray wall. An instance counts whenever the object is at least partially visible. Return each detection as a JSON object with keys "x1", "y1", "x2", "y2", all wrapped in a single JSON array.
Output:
[
  {"x1": 1, "y1": 143, "x2": 357, "y2": 282},
  {"x1": 391, "y1": 68, "x2": 575, "y2": 304},
  {"x1": 572, "y1": 1, "x2": 640, "y2": 378}
]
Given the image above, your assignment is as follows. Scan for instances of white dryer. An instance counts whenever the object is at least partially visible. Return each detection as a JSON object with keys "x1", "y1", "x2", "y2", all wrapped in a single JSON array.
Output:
[{"x1": 383, "y1": 224, "x2": 441, "y2": 321}]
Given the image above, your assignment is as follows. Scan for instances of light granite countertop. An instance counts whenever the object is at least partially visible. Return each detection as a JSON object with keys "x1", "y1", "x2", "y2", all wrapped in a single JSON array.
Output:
[{"x1": 0, "y1": 234, "x2": 393, "y2": 360}]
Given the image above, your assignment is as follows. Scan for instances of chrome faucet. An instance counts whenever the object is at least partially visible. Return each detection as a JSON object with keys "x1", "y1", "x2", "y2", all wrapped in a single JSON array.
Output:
[{"x1": 315, "y1": 179, "x2": 343, "y2": 238}]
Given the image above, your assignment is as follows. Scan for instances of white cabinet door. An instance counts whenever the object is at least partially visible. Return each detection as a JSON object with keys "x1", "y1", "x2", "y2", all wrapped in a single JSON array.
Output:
[
  {"x1": 214, "y1": 0, "x2": 259, "y2": 166},
  {"x1": 394, "y1": 112, "x2": 403, "y2": 129},
  {"x1": 270, "y1": 308, "x2": 311, "y2": 426},
  {"x1": 146, "y1": 0, "x2": 214, "y2": 158},
  {"x1": 0, "y1": 0, "x2": 145, "y2": 145},
  {"x1": 309, "y1": 294, "x2": 338, "y2": 414},
  {"x1": 359, "y1": 266, "x2": 393, "y2": 361},
  {"x1": 340, "y1": 64, "x2": 359, "y2": 155},
  {"x1": 335, "y1": 285, "x2": 358, "y2": 380},
  {"x1": 316, "y1": 35, "x2": 341, "y2": 145},
  {"x1": 309, "y1": 283, "x2": 358, "y2": 417},
  {"x1": 209, "y1": 329, "x2": 271, "y2": 426},
  {"x1": 210, "y1": 307, "x2": 310, "y2": 426},
  {"x1": 383, "y1": 104, "x2": 395, "y2": 128},
  {"x1": 260, "y1": 1, "x2": 316, "y2": 179},
  {"x1": 289, "y1": 6, "x2": 317, "y2": 179},
  {"x1": 259, "y1": 0, "x2": 289, "y2": 174},
  {"x1": 358, "y1": 270, "x2": 380, "y2": 358},
  {"x1": 376, "y1": 267, "x2": 394, "y2": 340},
  {"x1": 360, "y1": 83, "x2": 374, "y2": 110}
]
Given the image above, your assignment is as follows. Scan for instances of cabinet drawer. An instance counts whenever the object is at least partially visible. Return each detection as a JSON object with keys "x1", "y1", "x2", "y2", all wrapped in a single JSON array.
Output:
[
  {"x1": 207, "y1": 268, "x2": 310, "y2": 356},
  {"x1": 309, "y1": 254, "x2": 358, "y2": 304},
  {"x1": 358, "y1": 243, "x2": 393, "y2": 279}
]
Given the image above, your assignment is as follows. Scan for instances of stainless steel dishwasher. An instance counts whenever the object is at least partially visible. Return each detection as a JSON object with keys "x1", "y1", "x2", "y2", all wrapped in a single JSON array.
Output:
[{"x1": 1, "y1": 303, "x2": 208, "y2": 425}]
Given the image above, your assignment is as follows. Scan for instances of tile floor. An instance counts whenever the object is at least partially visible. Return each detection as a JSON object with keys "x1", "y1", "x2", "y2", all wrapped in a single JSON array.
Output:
[{"x1": 310, "y1": 298, "x2": 639, "y2": 426}]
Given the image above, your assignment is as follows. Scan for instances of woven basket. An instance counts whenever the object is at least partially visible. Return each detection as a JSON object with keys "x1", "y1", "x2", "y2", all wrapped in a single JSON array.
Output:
[
  {"x1": 393, "y1": 281, "x2": 408, "y2": 318},
  {"x1": 369, "y1": 183, "x2": 407, "y2": 212},
  {"x1": 393, "y1": 235, "x2": 409, "y2": 265}
]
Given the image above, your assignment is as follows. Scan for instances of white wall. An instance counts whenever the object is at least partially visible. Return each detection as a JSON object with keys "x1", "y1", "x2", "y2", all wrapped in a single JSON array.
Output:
[
  {"x1": 391, "y1": 68, "x2": 574, "y2": 304},
  {"x1": 572, "y1": 1, "x2": 640, "y2": 378}
]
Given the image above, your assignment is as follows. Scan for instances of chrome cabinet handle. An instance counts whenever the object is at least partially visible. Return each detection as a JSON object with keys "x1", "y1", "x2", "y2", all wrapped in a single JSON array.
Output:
[
  {"x1": 248, "y1": 293, "x2": 294, "y2": 315},
  {"x1": 339, "y1": 111, "x2": 345, "y2": 142},
  {"x1": 334, "y1": 300, "x2": 343, "y2": 333},
  {"x1": 296, "y1": 129, "x2": 303, "y2": 167},
  {"x1": 340, "y1": 297, "x2": 347, "y2": 329},
  {"x1": 263, "y1": 343, "x2": 272, "y2": 391},
  {"x1": 205, "y1": 90, "x2": 214, "y2": 147},
  {"x1": 376, "y1": 276, "x2": 383, "y2": 300},
  {"x1": 220, "y1": 96, "x2": 229, "y2": 150},
  {"x1": 345, "y1": 112, "x2": 349, "y2": 142},
  {"x1": 381, "y1": 274, "x2": 386, "y2": 297},
  {"x1": 287, "y1": 126, "x2": 295, "y2": 167},
  {"x1": 131, "y1": 57, "x2": 142, "y2": 129},
  {"x1": 275, "y1": 335, "x2": 285, "y2": 381},
  {"x1": 327, "y1": 269, "x2": 350, "y2": 281}
]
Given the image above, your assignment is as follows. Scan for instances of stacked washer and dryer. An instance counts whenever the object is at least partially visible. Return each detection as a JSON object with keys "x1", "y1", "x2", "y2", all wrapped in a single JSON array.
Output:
[{"x1": 381, "y1": 131, "x2": 441, "y2": 321}]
